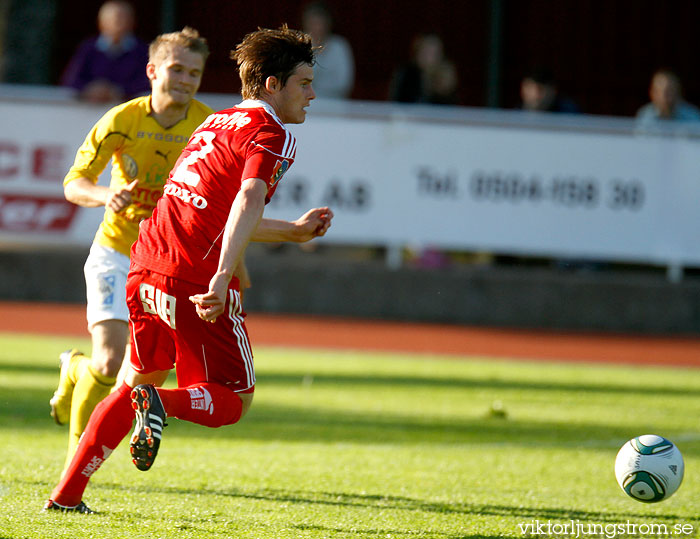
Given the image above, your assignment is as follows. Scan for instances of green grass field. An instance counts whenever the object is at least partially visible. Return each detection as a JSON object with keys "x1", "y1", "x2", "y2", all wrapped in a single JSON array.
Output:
[{"x1": 1, "y1": 332, "x2": 699, "y2": 539}]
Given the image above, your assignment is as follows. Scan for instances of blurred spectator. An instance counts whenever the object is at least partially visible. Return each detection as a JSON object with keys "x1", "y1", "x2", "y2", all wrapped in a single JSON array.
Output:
[
  {"x1": 389, "y1": 34, "x2": 464, "y2": 267},
  {"x1": 389, "y1": 34, "x2": 463, "y2": 266},
  {"x1": 302, "y1": 1, "x2": 354, "y2": 99},
  {"x1": 0, "y1": 0, "x2": 9, "y2": 81},
  {"x1": 636, "y1": 69, "x2": 700, "y2": 127},
  {"x1": 60, "y1": 0, "x2": 150, "y2": 103},
  {"x1": 517, "y1": 68, "x2": 604, "y2": 272},
  {"x1": 389, "y1": 32, "x2": 458, "y2": 105},
  {"x1": 519, "y1": 67, "x2": 579, "y2": 113}
]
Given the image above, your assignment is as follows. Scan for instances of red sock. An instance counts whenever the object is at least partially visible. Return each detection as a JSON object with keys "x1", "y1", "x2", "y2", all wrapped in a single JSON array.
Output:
[
  {"x1": 157, "y1": 383, "x2": 242, "y2": 428},
  {"x1": 51, "y1": 383, "x2": 134, "y2": 506}
]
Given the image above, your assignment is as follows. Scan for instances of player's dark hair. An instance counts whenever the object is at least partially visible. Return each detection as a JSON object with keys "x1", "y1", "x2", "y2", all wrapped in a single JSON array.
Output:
[
  {"x1": 149, "y1": 27, "x2": 210, "y2": 64},
  {"x1": 231, "y1": 25, "x2": 316, "y2": 99}
]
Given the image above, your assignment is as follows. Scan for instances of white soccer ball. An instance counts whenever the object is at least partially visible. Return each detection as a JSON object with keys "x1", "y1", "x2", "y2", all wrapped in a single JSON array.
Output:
[{"x1": 614, "y1": 434, "x2": 684, "y2": 503}]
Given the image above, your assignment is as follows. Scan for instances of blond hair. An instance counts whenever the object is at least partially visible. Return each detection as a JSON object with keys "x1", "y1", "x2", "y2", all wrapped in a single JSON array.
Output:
[{"x1": 149, "y1": 27, "x2": 209, "y2": 65}]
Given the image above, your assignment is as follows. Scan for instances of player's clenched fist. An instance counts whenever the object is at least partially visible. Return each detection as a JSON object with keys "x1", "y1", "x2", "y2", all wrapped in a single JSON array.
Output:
[
  {"x1": 106, "y1": 179, "x2": 139, "y2": 213},
  {"x1": 295, "y1": 206, "x2": 334, "y2": 241},
  {"x1": 189, "y1": 271, "x2": 230, "y2": 323}
]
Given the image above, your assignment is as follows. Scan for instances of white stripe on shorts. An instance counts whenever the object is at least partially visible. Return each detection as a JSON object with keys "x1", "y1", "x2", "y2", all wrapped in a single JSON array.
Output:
[{"x1": 228, "y1": 289, "x2": 255, "y2": 388}]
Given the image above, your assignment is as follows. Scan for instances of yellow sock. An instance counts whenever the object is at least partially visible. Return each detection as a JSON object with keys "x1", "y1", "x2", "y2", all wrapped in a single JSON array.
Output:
[
  {"x1": 63, "y1": 365, "x2": 117, "y2": 471},
  {"x1": 50, "y1": 351, "x2": 90, "y2": 427},
  {"x1": 68, "y1": 354, "x2": 91, "y2": 385}
]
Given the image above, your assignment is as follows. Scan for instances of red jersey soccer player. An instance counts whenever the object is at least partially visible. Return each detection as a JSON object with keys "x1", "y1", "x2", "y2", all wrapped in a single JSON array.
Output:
[{"x1": 44, "y1": 26, "x2": 331, "y2": 513}]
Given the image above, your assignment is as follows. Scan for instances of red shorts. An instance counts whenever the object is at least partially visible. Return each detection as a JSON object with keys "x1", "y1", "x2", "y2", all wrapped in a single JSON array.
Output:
[{"x1": 126, "y1": 267, "x2": 255, "y2": 393}]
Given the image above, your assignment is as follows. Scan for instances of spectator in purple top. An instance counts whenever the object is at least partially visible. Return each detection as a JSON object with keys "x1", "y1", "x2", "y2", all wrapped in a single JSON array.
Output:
[{"x1": 60, "y1": 1, "x2": 150, "y2": 103}]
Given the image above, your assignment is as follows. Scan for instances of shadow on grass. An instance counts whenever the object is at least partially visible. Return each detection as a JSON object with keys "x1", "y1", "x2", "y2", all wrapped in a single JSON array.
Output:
[
  {"x1": 3, "y1": 360, "x2": 700, "y2": 397},
  {"x1": 208, "y1": 402, "x2": 665, "y2": 448},
  {"x1": 0, "y1": 361, "x2": 58, "y2": 376},
  {"x1": 292, "y1": 523, "x2": 507, "y2": 539},
  {"x1": 255, "y1": 370, "x2": 700, "y2": 397},
  {"x1": 0, "y1": 386, "x2": 54, "y2": 428},
  {"x1": 3, "y1": 385, "x2": 700, "y2": 453},
  {"x1": 97, "y1": 481, "x2": 688, "y2": 524}
]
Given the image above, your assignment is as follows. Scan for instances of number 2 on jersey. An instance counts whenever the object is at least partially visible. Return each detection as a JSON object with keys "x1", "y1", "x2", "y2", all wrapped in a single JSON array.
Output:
[{"x1": 171, "y1": 131, "x2": 216, "y2": 187}]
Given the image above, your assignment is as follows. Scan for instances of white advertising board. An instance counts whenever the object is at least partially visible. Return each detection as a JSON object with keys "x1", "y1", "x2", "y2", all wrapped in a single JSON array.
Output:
[
  {"x1": 1, "y1": 93, "x2": 699, "y2": 268},
  {"x1": 270, "y1": 114, "x2": 700, "y2": 266},
  {"x1": 0, "y1": 99, "x2": 109, "y2": 248}
]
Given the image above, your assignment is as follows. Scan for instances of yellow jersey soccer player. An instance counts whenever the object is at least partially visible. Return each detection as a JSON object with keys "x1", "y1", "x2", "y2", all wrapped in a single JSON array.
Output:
[{"x1": 50, "y1": 27, "x2": 213, "y2": 470}]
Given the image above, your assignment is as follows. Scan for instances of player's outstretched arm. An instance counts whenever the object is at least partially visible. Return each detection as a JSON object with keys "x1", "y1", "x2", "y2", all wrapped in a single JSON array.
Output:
[
  {"x1": 252, "y1": 207, "x2": 333, "y2": 243},
  {"x1": 64, "y1": 177, "x2": 139, "y2": 212},
  {"x1": 190, "y1": 178, "x2": 267, "y2": 322}
]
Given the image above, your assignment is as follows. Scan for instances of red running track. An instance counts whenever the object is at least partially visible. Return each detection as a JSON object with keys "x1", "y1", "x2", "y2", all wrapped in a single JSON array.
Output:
[{"x1": 3, "y1": 301, "x2": 700, "y2": 368}]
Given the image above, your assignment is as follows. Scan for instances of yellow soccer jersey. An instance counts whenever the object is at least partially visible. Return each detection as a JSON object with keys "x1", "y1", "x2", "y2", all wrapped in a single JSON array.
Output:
[{"x1": 64, "y1": 95, "x2": 214, "y2": 256}]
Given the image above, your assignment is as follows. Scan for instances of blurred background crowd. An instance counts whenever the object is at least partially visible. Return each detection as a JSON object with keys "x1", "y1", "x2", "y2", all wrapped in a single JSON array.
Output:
[
  {"x1": 1, "y1": 0, "x2": 698, "y2": 122},
  {"x1": 2, "y1": 0, "x2": 700, "y2": 334}
]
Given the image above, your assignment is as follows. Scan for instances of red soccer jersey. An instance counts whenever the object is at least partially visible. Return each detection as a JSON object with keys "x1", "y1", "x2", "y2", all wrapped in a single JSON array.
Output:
[{"x1": 131, "y1": 100, "x2": 296, "y2": 286}]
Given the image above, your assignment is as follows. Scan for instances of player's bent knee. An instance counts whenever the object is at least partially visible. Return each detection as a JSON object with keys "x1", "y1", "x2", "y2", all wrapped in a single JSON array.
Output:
[
  {"x1": 239, "y1": 392, "x2": 254, "y2": 419},
  {"x1": 91, "y1": 355, "x2": 124, "y2": 378},
  {"x1": 186, "y1": 383, "x2": 251, "y2": 428},
  {"x1": 90, "y1": 320, "x2": 129, "y2": 377}
]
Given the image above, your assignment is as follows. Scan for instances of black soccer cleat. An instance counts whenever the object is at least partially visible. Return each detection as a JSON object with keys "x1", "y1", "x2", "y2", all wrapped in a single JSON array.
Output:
[
  {"x1": 43, "y1": 499, "x2": 95, "y2": 514},
  {"x1": 129, "y1": 384, "x2": 167, "y2": 471}
]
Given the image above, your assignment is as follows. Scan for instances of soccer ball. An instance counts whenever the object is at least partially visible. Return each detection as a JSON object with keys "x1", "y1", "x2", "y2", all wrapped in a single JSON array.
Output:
[{"x1": 614, "y1": 434, "x2": 684, "y2": 503}]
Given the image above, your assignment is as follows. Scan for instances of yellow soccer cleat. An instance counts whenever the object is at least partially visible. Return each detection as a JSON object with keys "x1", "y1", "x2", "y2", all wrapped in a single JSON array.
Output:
[{"x1": 49, "y1": 349, "x2": 84, "y2": 425}]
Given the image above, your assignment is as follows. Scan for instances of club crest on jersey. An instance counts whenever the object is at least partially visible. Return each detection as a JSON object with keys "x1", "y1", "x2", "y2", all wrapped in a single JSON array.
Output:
[
  {"x1": 122, "y1": 154, "x2": 138, "y2": 178},
  {"x1": 271, "y1": 159, "x2": 289, "y2": 187}
]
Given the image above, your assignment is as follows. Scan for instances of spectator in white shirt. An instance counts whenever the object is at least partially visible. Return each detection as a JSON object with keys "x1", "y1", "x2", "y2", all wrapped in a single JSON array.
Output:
[
  {"x1": 636, "y1": 69, "x2": 700, "y2": 128},
  {"x1": 302, "y1": 1, "x2": 355, "y2": 99}
]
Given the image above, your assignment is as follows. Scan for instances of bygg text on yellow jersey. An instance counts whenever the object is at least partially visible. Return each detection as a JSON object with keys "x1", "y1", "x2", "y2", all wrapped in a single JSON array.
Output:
[{"x1": 64, "y1": 95, "x2": 214, "y2": 256}]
